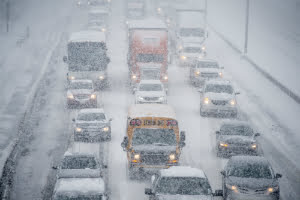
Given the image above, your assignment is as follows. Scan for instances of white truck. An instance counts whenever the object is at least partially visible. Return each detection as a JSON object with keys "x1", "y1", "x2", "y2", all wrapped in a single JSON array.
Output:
[{"x1": 63, "y1": 30, "x2": 110, "y2": 89}]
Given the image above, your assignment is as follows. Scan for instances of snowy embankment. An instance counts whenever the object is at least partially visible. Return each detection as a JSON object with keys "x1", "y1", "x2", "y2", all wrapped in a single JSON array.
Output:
[{"x1": 207, "y1": 0, "x2": 300, "y2": 98}]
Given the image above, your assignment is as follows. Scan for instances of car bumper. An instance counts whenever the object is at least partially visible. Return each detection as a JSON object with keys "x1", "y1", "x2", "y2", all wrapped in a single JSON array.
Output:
[
  {"x1": 67, "y1": 99, "x2": 97, "y2": 108},
  {"x1": 228, "y1": 191, "x2": 279, "y2": 200},
  {"x1": 74, "y1": 131, "x2": 111, "y2": 142},
  {"x1": 201, "y1": 105, "x2": 237, "y2": 116},
  {"x1": 136, "y1": 100, "x2": 167, "y2": 104}
]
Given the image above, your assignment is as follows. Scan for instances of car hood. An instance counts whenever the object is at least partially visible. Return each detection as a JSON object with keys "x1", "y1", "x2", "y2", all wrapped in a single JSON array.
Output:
[
  {"x1": 133, "y1": 145, "x2": 177, "y2": 154},
  {"x1": 218, "y1": 135, "x2": 255, "y2": 145},
  {"x1": 227, "y1": 176, "x2": 278, "y2": 190},
  {"x1": 136, "y1": 91, "x2": 166, "y2": 97},
  {"x1": 58, "y1": 168, "x2": 101, "y2": 178},
  {"x1": 157, "y1": 194, "x2": 211, "y2": 200},
  {"x1": 68, "y1": 89, "x2": 93, "y2": 95},
  {"x1": 204, "y1": 92, "x2": 234, "y2": 101}
]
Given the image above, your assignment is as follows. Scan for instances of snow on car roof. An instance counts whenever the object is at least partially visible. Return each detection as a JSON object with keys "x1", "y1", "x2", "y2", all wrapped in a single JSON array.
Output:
[
  {"x1": 139, "y1": 80, "x2": 163, "y2": 85},
  {"x1": 79, "y1": 108, "x2": 105, "y2": 114},
  {"x1": 128, "y1": 104, "x2": 176, "y2": 119},
  {"x1": 70, "y1": 79, "x2": 93, "y2": 84},
  {"x1": 205, "y1": 79, "x2": 231, "y2": 85},
  {"x1": 69, "y1": 31, "x2": 106, "y2": 43},
  {"x1": 160, "y1": 166, "x2": 206, "y2": 178},
  {"x1": 128, "y1": 18, "x2": 167, "y2": 29},
  {"x1": 55, "y1": 178, "x2": 105, "y2": 195},
  {"x1": 220, "y1": 120, "x2": 251, "y2": 127}
]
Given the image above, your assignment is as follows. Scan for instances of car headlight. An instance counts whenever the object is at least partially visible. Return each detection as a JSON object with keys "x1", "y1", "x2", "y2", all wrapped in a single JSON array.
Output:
[
  {"x1": 251, "y1": 143, "x2": 257, "y2": 149},
  {"x1": 195, "y1": 71, "x2": 200, "y2": 76},
  {"x1": 131, "y1": 74, "x2": 137, "y2": 80},
  {"x1": 178, "y1": 45, "x2": 183, "y2": 50},
  {"x1": 133, "y1": 153, "x2": 140, "y2": 160},
  {"x1": 180, "y1": 55, "x2": 186, "y2": 60},
  {"x1": 204, "y1": 97, "x2": 210, "y2": 104},
  {"x1": 267, "y1": 186, "x2": 279, "y2": 194},
  {"x1": 202, "y1": 46, "x2": 206, "y2": 51},
  {"x1": 169, "y1": 154, "x2": 176, "y2": 161},
  {"x1": 67, "y1": 94, "x2": 74, "y2": 99},
  {"x1": 101, "y1": 28, "x2": 106, "y2": 32},
  {"x1": 75, "y1": 127, "x2": 82, "y2": 132},
  {"x1": 219, "y1": 72, "x2": 223, "y2": 77},
  {"x1": 99, "y1": 75, "x2": 105, "y2": 80},
  {"x1": 69, "y1": 76, "x2": 75, "y2": 80},
  {"x1": 157, "y1": 7, "x2": 162, "y2": 13},
  {"x1": 103, "y1": 127, "x2": 109, "y2": 132},
  {"x1": 219, "y1": 142, "x2": 228, "y2": 147},
  {"x1": 230, "y1": 99, "x2": 236, "y2": 106},
  {"x1": 138, "y1": 96, "x2": 144, "y2": 101},
  {"x1": 90, "y1": 94, "x2": 97, "y2": 99},
  {"x1": 226, "y1": 184, "x2": 238, "y2": 193}
]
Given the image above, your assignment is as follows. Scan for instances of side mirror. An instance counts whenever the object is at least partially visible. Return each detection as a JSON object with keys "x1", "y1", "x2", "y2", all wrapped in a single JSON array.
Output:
[
  {"x1": 276, "y1": 173, "x2": 282, "y2": 178},
  {"x1": 220, "y1": 170, "x2": 225, "y2": 176},
  {"x1": 72, "y1": 118, "x2": 75, "y2": 122},
  {"x1": 63, "y1": 56, "x2": 68, "y2": 63},
  {"x1": 180, "y1": 131, "x2": 186, "y2": 142},
  {"x1": 213, "y1": 189, "x2": 223, "y2": 196},
  {"x1": 145, "y1": 188, "x2": 154, "y2": 195},
  {"x1": 216, "y1": 131, "x2": 220, "y2": 134},
  {"x1": 180, "y1": 141, "x2": 186, "y2": 148},
  {"x1": 255, "y1": 133, "x2": 260, "y2": 137},
  {"x1": 121, "y1": 136, "x2": 128, "y2": 151},
  {"x1": 151, "y1": 175, "x2": 156, "y2": 184},
  {"x1": 235, "y1": 92, "x2": 240, "y2": 95},
  {"x1": 109, "y1": 118, "x2": 113, "y2": 122},
  {"x1": 52, "y1": 166, "x2": 58, "y2": 170},
  {"x1": 103, "y1": 164, "x2": 108, "y2": 169}
]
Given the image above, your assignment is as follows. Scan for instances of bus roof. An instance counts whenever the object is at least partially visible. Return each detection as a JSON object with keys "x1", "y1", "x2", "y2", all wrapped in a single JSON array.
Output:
[
  {"x1": 69, "y1": 30, "x2": 106, "y2": 43},
  {"x1": 128, "y1": 104, "x2": 176, "y2": 119},
  {"x1": 128, "y1": 18, "x2": 167, "y2": 29}
]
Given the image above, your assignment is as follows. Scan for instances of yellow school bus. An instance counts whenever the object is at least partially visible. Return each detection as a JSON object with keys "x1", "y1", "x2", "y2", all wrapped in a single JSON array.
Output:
[{"x1": 121, "y1": 104, "x2": 186, "y2": 177}]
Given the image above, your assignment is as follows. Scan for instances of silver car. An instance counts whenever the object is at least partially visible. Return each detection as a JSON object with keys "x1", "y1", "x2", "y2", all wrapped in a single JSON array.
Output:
[
  {"x1": 134, "y1": 80, "x2": 167, "y2": 104},
  {"x1": 145, "y1": 166, "x2": 222, "y2": 199},
  {"x1": 178, "y1": 43, "x2": 206, "y2": 67},
  {"x1": 221, "y1": 156, "x2": 282, "y2": 200},
  {"x1": 199, "y1": 80, "x2": 239, "y2": 118},
  {"x1": 73, "y1": 108, "x2": 112, "y2": 141},
  {"x1": 67, "y1": 80, "x2": 97, "y2": 109}
]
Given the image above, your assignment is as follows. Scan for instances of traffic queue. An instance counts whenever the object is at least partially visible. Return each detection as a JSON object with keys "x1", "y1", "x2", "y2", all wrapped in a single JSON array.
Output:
[{"x1": 50, "y1": 0, "x2": 282, "y2": 200}]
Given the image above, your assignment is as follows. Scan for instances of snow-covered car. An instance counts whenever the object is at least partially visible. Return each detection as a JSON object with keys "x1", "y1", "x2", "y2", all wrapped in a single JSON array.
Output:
[
  {"x1": 52, "y1": 178, "x2": 108, "y2": 200},
  {"x1": 216, "y1": 120, "x2": 260, "y2": 157},
  {"x1": 54, "y1": 151, "x2": 102, "y2": 179},
  {"x1": 73, "y1": 108, "x2": 112, "y2": 141},
  {"x1": 178, "y1": 43, "x2": 206, "y2": 66},
  {"x1": 190, "y1": 59, "x2": 223, "y2": 86},
  {"x1": 221, "y1": 156, "x2": 282, "y2": 200},
  {"x1": 67, "y1": 80, "x2": 97, "y2": 109},
  {"x1": 134, "y1": 80, "x2": 167, "y2": 104},
  {"x1": 199, "y1": 80, "x2": 239, "y2": 117},
  {"x1": 145, "y1": 166, "x2": 223, "y2": 199}
]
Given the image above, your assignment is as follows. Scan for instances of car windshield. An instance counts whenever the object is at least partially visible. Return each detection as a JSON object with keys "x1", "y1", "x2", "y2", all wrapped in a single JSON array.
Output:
[
  {"x1": 136, "y1": 54, "x2": 164, "y2": 63},
  {"x1": 196, "y1": 62, "x2": 219, "y2": 68},
  {"x1": 54, "y1": 195, "x2": 102, "y2": 200},
  {"x1": 139, "y1": 84, "x2": 162, "y2": 91},
  {"x1": 61, "y1": 156, "x2": 98, "y2": 169},
  {"x1": 220, "y1": 124, "x2": 254, "y2": 136},
  {"x1": 77, "y1": 113, "x2": 106, "y2": 121},
  {"x1": 69, "y1": 82, "x2": 93, "y2": 90},
  {"x1": 141, "y1": 69, "x2": 160, "y2": 80},
  {"x1": 132, "y1": 128, "x2": 176, "y2": 146},
  {"x1": 180, "y1": 28, "x2": 205, "y2": 37},
  {"x1": 228, "y1": 163, "x2": 273, "y2": 179},
  {"x1": 205, "y1": 84, "x2": 233, "y2": 94},
  {"x1": 183, "y1": 47, "x2": 202, "y2": 53},
  {"x1": 156, "y1": 177, "x2": 211, "y2": 195}
]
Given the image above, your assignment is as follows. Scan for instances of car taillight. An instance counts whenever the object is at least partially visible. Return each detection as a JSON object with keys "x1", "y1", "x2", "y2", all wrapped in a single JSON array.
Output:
[
  {"x1": 167, "y1": 120, "x2": 177, "y2": 126},
  {"x1": 130, "y1": 119, "x2": 141, "y2": 126}
]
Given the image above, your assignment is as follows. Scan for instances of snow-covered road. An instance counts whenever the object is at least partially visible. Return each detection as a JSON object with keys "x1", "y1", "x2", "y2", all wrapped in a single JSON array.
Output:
[{"x1": 1, "y1": 0, "x2": 299, "y2": 199}]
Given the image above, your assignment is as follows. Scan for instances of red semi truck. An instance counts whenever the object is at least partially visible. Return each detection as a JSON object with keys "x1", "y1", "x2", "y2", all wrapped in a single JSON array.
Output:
[{"x1": 127, "y1": 18, "x2": 169, "y2": 89}]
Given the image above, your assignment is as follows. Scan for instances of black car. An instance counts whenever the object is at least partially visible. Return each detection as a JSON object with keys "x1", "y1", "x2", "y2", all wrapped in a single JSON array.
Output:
[
  {"x1": 216, "y1": 120, "x2": 260, "y2": 157},
  {"x1": 221, "y1": 156, "x2": 282, "y2": 200}
]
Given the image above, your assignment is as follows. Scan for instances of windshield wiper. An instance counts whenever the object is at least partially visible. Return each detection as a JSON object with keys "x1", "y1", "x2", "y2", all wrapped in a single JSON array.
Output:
[{"x1": 152, "y1": 143, "x2": 169, "y2": 146}]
